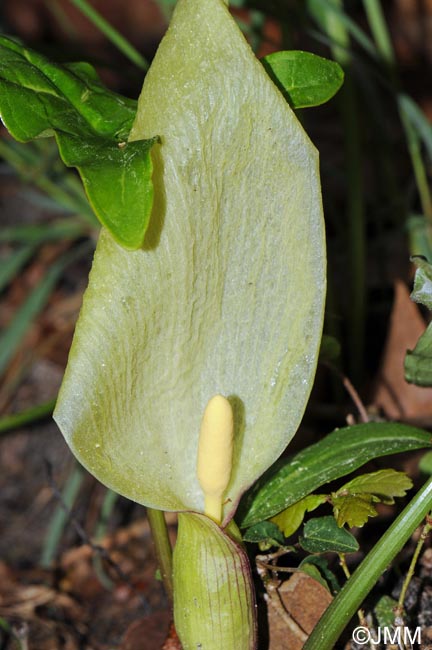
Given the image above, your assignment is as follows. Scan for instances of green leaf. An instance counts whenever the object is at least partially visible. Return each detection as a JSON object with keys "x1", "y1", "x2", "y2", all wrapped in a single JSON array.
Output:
[
  {"x1": 262, "y1": 50, "x2": 344, "y2": 108},
  {"x1": 337, "y1": 469, "x2": 413, "y2": 504},
  {"x1": 299, "y1": 555, "x2": 340, "y2": 594},
  {"x1": 332, "y1": 494, "x2": 378, "y2": 528},
  {"x1": 332, "y1": 470, "x2": 412, "y2": 527},
  {"x1": 399, "y1": 94, "x2": 432, "y2": 163},
  {"x1": 406, "y1": 216, "x2": 432, "y2": 261},
  {"x1": 299, "y1": 564, "x2": 331, "y2": 591},
  {"x1": 319, "y1": 334, "x2": 341, "y2": 363},
  {"x1": 420, "y1": 450, "x2": 432, "y2": 475},
  {"x1": 300, "y1": 516, "x2": 359, "y2": 554},
  {"x1": 238, "y1": 422, "x2": 432, "y2": 528},
  {"x1": 271, "y1": 494, "x2": 327, "y2": 538},
  {"x1": 405, "y1": 323, "x2": 432, "y2": 386},
  {"x1": 54, "y1": 0, "x2": 326, "y2": 521},
  {"x1": 243, "y1": 521, "x2": 285, "y2": 547},
  {"x1": 0, "y1": 36, "x2": 156, "y2": 249},
  {"x1": 405, "y1": 257, "x2": 432, "y2": 386},
  {"x1": 409, "y1": 256, "x2": 432, "y2": 310},
  {"x1": 374, "y1": 595, "x2": 398, "y2": 628}
]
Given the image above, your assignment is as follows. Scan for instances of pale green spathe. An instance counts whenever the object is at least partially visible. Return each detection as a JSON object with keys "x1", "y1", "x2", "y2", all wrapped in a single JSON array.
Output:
[
  {"x1": 54, "y1": 0, "x2": 326, "y2": 521},
  {"x1": 173, "y1": 513, "x2": 257, "y2": 649}
]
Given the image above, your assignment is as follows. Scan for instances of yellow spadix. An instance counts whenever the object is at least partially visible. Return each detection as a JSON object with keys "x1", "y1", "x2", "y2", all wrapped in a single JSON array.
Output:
[{"x1": 197, "y1": 395, "x2": 234, "y2": 523}]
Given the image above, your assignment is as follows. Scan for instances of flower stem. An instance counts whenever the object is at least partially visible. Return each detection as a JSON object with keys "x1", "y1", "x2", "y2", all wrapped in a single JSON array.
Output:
[{"x1": 146, "y1": 507, "x2": 173, "y2": 603}]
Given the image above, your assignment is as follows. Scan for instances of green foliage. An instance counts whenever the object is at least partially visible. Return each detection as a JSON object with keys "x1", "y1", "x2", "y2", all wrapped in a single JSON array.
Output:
[
  {"x1": 238, "y1": 423, "x2": 432, "y2": 528},
  {"x1": 300, "y1": 516, "x2": 359, "y2": 554},
  {"x1": 262, "y1": 50, "x2": 344, "y2": 108},
  {"x1": 410, "y1": 256, "x2": 432, "y2": 309},
  {"x1": 0, "y1": 36, "x2": 156, "y2": 249},
  {"x1": 242, "y1": 521, "x2": 285, "y2": 548},
  {"x1": 319, "y1": 334, "x2": 341, "y2": 362},
  {"x1": 332, "y1": 494, "x2": 378, "y2": 528},
  {"x1": 399, "y1": 94, "x2": 432, "y2": 163},
  {"x1": 419, "y1": 450, "x2": 432, "y2": 475},
  {"x1": 407, "y1": 216, "x2": 432, "y2": 261},
  {"x1": 374, "y1": 595, "x2": 398, "y2": 628},
  {"x1": 271, "y1": 494, "x2": 327, "y2": 538},
  {"x1": 299, "y1": 555, "x2": 340, "y2": 594},
  {"x1": 336, "y1": 469, "x2": 413, "y2": 504},
  {"x1": 299, "y1": 563, "x2": 331, "y2": 591},
  {"x1": 405, "y1": 256, "x2": 432, "y2": 386},
  {"x1": 332, "y1": 469, "x2": 412, "y2": 528}
]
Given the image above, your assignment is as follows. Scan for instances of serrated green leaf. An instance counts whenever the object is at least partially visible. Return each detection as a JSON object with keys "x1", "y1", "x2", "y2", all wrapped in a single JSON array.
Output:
[
  {"x1": 262, "y1": 50, "x2": 344, "y2": 108},
  {"x1": 300, "y1": 516, "x2": 359, "y2": 553},
  {"x1": 54, "y1": 0, "x2": 326, "y2": 521},
  {"x1": 374, "y1": 595, "x2": 398, "y2": 628},
  {"x1": 337, "y1": 469, "x2": 412, "y2": 503},
  {"x1": 0, "y1": 36, "x2": 156, "y2": 249},
  {"x1": 271, "y1": 494, "x2": 327, "y2": 538},
  {"x1": 238, "y1": 423, "x2": 432, "y2": 528},
  {"x1": 332, "y1": 494, "x2": 378, "y2": 528},
  {"x1": 243, "y1": 521, "x2": 285, "y2": 546}
]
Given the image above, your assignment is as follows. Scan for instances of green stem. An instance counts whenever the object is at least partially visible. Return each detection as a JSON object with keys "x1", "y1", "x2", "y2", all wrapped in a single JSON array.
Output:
[
  {"x1": 304, "y1": 476, "x2": 432, "y2": 650},
  {"x1": 68, "y1": 0, "x2": 149, "y2": 71},
  {"x1": 146, "y1": 507, "x2": 173, "y2": 603},
  {"x1": 397, "y1": 511, "x2": 432, "y2": 615}
]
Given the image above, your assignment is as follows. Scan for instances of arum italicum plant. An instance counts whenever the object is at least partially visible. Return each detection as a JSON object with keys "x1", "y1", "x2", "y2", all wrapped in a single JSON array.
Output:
[{"x1": 50, "y1": 0, "x2": 325, "y2": 646}]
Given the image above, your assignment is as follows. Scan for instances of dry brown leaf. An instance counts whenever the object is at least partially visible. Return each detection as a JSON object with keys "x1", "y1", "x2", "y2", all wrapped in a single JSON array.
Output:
[
  {"x1": 120, "y1": 611, "x2": 173, "y2": 650},
  {"x1": 372, "y1": 280, "x2": 432, "y2": 421},
  {"x1": 267, "y1": 572, "x2": 333, "y2": 650}
]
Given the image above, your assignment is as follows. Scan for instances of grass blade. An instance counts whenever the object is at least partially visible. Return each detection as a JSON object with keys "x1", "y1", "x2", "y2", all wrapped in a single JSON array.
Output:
[
  {"x1": 68, "y1": 0, "x2": 149, "y2": 70},
  {"x1": 0, "y1": 241, "x2": 93, "y2": 377},
  {"x1": 0, "y1": 245, "x2": 36, "y2": 293},
  {"x1": 0, "y1": 398, "x2": 56, "y2": 435},
  {"x1": 41, "y1": 462, "x2": 85, "y2": 567}
]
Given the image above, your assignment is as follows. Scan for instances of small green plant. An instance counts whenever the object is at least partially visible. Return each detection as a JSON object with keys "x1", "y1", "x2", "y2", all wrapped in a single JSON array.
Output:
[{"x1": 1, "y1": 1, "x2": 432, "y2": 648}]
